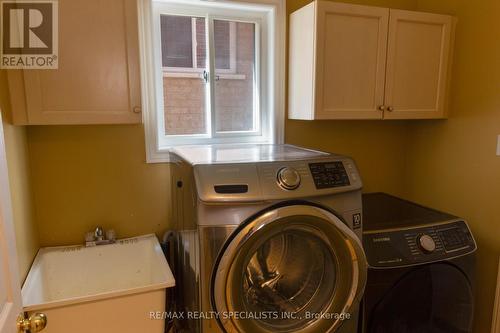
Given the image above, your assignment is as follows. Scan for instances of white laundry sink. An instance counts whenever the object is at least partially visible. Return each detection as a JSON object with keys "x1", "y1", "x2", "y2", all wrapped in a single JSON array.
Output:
[{"x1": 22, "y1": 234, "x2": 175, "y2": 333}]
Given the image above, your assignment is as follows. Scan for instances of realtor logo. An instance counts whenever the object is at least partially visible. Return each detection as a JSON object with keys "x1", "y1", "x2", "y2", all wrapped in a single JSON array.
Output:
[{"x1": 1, "y1": 0, "x2": 58, "y2": 69}]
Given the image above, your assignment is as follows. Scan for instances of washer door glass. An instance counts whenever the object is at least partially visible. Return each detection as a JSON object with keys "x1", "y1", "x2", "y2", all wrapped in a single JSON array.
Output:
[
  {"x1": 369, "y1": 263, "x2": 473, "y2": 333},
  {"x1": 212, "y1": 205, "x2": 367, "y2": 333},
  {"x1": 243, "y1": 229, "x2": 336, "y2": 328}
]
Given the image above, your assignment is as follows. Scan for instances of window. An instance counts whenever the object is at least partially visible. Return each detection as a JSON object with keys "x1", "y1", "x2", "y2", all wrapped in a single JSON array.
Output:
[
  {"x1": 161, "y1": 16, "x2": 236, "y2": 74},
  {"x1": 138, "y1": 0, "x2": 285, "y2": 162}
]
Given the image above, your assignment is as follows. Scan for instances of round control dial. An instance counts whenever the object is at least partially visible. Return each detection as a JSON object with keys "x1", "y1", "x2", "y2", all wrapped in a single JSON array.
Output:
[
  {"x1": 277, "y1": 167, "x2": 301, "y2": 190},
  {"x1": 417, "y1": 234, "x2": 436, "y2": 253}
]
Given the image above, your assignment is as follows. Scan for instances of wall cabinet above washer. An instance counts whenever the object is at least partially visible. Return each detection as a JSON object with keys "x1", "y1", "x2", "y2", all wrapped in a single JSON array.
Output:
[
  {"x1": 288, "y1": 1, "x2": 456, "y2": 120},
  {"x1": 8, "y1": 0, "x2": 142, "y2": 125}
]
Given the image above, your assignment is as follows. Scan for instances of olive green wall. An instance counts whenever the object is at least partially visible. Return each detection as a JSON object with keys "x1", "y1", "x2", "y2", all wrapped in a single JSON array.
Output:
[
  {"x1": 402, "y1": 1, "x2": 500, "y2": 332},
  {"x1": 27, "y1": 125, "x2": 171, "y2": 246}
]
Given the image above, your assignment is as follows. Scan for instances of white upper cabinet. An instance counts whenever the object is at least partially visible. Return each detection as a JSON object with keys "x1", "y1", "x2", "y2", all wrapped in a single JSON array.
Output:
[
  {"x1": 8, "y1": 0, "x2": 141, "y2": 125},
  {"x1": 384, "y1": 10, "x2": 454, "y2": 119},
  {"x1": 312, "y1": 1, "x2": 389, "y2": 120},
  {"x1": 288, "y1": 1, "x2": 455, "y2": 120}
]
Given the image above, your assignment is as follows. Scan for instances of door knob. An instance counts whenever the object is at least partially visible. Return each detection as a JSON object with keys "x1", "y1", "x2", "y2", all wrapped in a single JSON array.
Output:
[
  {"x1": 17, "y1": 312, "x2": 47, "y2": 333},
  {"x1": 378, "y1": 105, "x2": 385, "y2": 111},
  {"x1": 387, "y1": 106, "x2": 394, "y2": 112}
]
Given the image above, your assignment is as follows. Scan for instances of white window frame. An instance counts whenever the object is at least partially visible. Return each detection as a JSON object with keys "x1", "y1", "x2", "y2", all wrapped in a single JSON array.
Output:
[
  {"x1": 138, "y1": 0, "x2": 285, "y2": 163},
  {"x1": 157, "y1": 6, "x2": 263, "y2": 141},
  {"x1": 162, "y1": 17, "x2": 237, "y2": 75}
]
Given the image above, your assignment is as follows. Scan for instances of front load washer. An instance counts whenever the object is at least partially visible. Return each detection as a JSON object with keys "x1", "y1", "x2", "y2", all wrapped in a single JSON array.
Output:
[
  {"x1": 169, "y1": 144, "x2": 368, "y2": 333},
  {"x1": 360, "y1": 193, "x2": 476, "y2": 333}
]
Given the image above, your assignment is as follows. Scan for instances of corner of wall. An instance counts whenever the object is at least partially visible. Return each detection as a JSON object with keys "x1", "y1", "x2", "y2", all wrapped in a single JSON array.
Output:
[{"x1": 1, "y1": 69, "x2": 40, "y2": 283}]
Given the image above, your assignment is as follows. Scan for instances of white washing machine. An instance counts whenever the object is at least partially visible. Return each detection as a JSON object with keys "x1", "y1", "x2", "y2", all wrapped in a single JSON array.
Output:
[{"x1": 169, "y1": 144, "x2": 367, "y2": 333}]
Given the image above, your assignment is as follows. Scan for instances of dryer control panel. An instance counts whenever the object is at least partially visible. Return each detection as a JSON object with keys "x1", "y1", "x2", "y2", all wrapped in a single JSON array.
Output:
[{"x1": 363, "y1": 220, "x2": 476, "y2": 268}]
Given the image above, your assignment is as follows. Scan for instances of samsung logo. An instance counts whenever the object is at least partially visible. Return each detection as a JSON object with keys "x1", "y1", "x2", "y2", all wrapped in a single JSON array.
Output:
[{"x1": 372, "y1": 237, "x2": 391, "y2": 243}]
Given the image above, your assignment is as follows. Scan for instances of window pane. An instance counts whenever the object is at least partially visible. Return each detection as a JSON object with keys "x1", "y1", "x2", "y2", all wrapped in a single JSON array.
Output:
[
  {"x1": 161, "y1": 15, "x2": 208, "y2": 135},
  {"x1": 160, "y1": 15, "x2": 193, "y2": 68},
  {"x1": 195, "y1": 18, "x2": 207, "y2": 68},
  {"x1": 214, "y1": 21, "x2": 257, "y2": 133},
  {"x1": 214, "y1": 20, "x2": 231, "y2": 69}
]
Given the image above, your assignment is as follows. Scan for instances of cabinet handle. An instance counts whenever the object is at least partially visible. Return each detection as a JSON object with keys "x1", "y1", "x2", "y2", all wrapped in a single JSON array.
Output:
[
  {"x1": 378, "y1": 105, "x2": 385, "y2": 111},
  {"x1": 133, "y1": 106, "x2": 142, "y2": 114},
  {"x1": 387, "y1": 106, "x2": 394, "y2": 112}
]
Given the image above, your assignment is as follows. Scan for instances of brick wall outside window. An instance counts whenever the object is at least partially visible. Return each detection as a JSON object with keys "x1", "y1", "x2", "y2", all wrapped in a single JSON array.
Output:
[{"x1": 163, "y1": 22, "x2": 255, "y2": 135}]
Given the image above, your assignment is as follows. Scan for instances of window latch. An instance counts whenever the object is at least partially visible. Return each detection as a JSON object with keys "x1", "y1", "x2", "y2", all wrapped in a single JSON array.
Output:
[{"x1": 202, "y1": 70, "x2": 209, "y2": 83}]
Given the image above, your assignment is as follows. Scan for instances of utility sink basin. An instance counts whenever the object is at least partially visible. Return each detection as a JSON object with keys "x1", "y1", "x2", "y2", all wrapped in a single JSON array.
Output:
[{"x1": 22, "y1": 234, "x2": 175, "y2": 333}]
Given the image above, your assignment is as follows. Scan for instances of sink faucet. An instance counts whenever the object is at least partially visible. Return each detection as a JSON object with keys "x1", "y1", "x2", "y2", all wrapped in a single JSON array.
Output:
[
  {"x1": 85, "y1": 226, "x2": 116, "y2": 247},
  {"x1": 94, "y1": 226, "x2": 104, "y2": 241}
]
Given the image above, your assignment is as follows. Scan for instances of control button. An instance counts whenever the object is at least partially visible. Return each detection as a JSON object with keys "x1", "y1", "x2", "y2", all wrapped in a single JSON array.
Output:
[
  {"x1": 417, "y1": 234, "x2": 436, "y2": 253},
  {"x1": 277, "y1": 167, "x2": 301, "y2": 190}
]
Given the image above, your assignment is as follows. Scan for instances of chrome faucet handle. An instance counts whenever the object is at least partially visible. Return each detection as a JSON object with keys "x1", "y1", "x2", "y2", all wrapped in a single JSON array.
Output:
[{"x1": 94, "y1": 226, "x2": 104, "y2": 241}]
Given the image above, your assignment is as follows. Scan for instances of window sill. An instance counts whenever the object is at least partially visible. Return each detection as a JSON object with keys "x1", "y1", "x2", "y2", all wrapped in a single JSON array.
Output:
[
  {"x1": 163, "y1": 72, "x2": 246, "y2": 80},
  {"x1": 146, "y1": 139, "x2": 274, "y2": 163}
]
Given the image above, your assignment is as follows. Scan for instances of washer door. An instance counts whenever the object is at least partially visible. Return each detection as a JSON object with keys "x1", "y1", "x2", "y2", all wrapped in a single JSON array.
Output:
[
  {"x1": 369, "y1": 263, "x2": 473, "y2": 333},
  {"x1": 212, "y1": 204, "x2": 367, "y2": 333}
]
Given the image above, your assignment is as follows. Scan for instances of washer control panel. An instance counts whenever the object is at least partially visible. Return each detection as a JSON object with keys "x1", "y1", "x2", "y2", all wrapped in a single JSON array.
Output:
[
  {"x1": 193, "y1": 156, "x2": 362, "y2": 202},
  {"x1": 309, "y1": 162, "x2": 350, "y2": 189},
  {"x1": 363, "y1": 220, "x2": 476, "y2": 268}
]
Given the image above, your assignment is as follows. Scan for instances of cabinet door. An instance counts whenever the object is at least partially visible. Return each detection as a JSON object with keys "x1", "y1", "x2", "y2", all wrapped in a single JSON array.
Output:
[
  {"x1": 384, "y1": 10, "x2": 454, "y2": 119},
  {"x1": 20, "y1": 0, "x2": 141, "y2": 124},
  {"x1": 315, "y1": 2, "x2": 389, "y2": 119}
]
